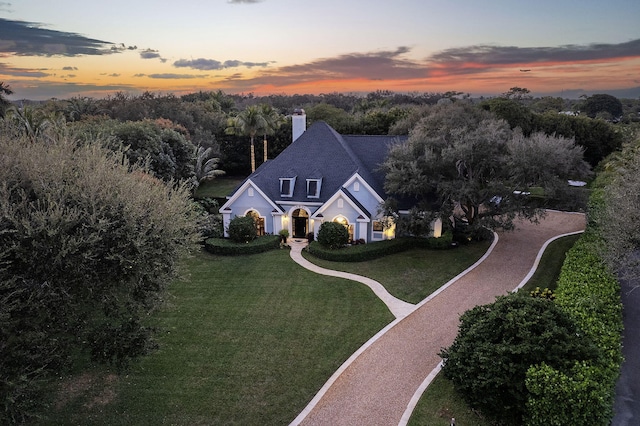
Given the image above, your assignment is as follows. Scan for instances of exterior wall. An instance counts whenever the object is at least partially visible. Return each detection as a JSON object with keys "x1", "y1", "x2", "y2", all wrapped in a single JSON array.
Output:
[
  {"x1": 343, "y1": 176, "x2": 390, "y2": 242},
  {"x1": 343, "y1": 177, "x2": 381, "y2": 220},
  {"x1": 222, "y1": 186, "x2": 277, "y2": 237},
  {"x1": 315, "y1": 193, "x2": 369, "y2": 242}
]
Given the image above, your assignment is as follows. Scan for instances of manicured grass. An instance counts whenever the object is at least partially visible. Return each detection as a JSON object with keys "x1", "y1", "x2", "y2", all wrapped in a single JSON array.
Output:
[
  {"x1": 302, "y1": 240, "x2": 492, "y2": 304},
  {"x1": 194, "y1": 176, "x2": 246, "y2": 199},
  {"x1": 408, "y1": 374, "x2": 492, "y2": 426},
  {"x1": 43, "y1": 234, "x2": 578, "y2": 425},
  {"x1": 407, "y1": 233, "x2": 580, "y2": 425},
  {"x1": 43, "y1": 249, "x2": 394, "y2": 425},
  {"x1": 519, "y1": 233, "x2": 581, "y2": 294}
]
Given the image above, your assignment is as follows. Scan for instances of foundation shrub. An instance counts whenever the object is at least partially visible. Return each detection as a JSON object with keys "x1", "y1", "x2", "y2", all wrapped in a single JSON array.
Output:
[
  {"x1": 307, "y1": 232, "x2": 454, "y2": 262},
  {"x1": 316, "y1": 222, "x2": 349, "y2": 249},
  {"x1": 204, "y1": 235, "x2": 280, "y2": 255},
  {"x1": 227, "y1": 215, "x2": 257, "y2": 243}
]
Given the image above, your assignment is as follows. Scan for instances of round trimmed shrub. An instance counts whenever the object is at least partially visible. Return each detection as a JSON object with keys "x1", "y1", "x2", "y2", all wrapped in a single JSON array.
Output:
[
  {"x1": 227, "y1": 215, "x2": 257, "y2": 243},
  {"x1": 440, "y1": 293, "x2": 600, "y2": 425},
  {"x1": 317, "y1": 221, "x2": 349, "y2": 249}
]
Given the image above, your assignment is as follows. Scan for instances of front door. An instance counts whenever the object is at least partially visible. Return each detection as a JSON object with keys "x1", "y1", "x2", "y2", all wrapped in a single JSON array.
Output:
[
  {"x1": 292, "y1": 208, "x2": 308, "y2": 238},
  {"x1": 293, "y1": 217, "x2": 307, "y2": 238}
]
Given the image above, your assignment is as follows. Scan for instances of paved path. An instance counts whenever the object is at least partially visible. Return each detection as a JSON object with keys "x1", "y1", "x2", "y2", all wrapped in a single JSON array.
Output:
[
  {"x1": 289, "y1": 243, "x2": 416, "y2": 318},
  {"x1": 288, "y1": 211, "x2": 586, "y2": 426}
]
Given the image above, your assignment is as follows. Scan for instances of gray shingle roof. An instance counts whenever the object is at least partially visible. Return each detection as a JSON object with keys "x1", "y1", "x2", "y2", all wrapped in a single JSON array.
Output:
[{"x1": 239, "y1": 121, "x2": 407, "y2": 204}]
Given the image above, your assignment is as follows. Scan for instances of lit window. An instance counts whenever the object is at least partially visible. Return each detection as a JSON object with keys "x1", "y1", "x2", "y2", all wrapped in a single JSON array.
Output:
[
  {"x1": 334, "y1": 217, "x2": 348, "y2": 226},
  {"x1": 306, "y1": 178, "x2": 322, "y2": 198},
  {"x1": 246, "y1": 210, "x2": 265, "y2": 236},
  {"x1": 373, "y1": 221, "x2": 384, "y2": 232},
  {"x1": 280, "y1": 177, "x2": 296, "y2": 197}
]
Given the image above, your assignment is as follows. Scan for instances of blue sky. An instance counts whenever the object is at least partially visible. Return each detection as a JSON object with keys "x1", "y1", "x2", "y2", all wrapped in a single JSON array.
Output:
[{"x1": 2, "y1": 0, "x2": 640, "y2": 99}]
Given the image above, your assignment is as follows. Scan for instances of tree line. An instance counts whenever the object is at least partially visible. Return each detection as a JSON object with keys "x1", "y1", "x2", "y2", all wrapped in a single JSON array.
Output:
[{"x1": 2, "y1": 86, "x2": 637, "y2": 178}]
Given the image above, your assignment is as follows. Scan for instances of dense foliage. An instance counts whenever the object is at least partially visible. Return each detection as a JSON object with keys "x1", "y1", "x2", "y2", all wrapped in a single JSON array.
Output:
[
  {"x1": 525, "y1": 171, "x2": 624, "y2": 426},
  {"x1": 316, "y1": 221, "x2": 350, "y2": 249},
  {"x1": 482, "y1": 97, "x2": 623, "y2": 166},
  {"x1": 440, "y1": 293, "x2": 600, "y2": 425},
  {"x1": 382, "y1": 102, "x2": 591, "y2": 236},
  {"x1": 0, "y1": 132, "x2": 200, "y2": 423},
  {"x1": 597, "y1": 137, "x2": 640, "y2": 283},
  {"x1": 227, "y1": 215, "x2": 258, "y2": 243},
  {"x1": 580, "y1": 93, "x2": 624, "y2": 119},
  {"x1": 72, "y1": 118, "x2": 197, "y2": 183},
  {"x1": 307, "y1": 232, "x2": 453, "y2": 262}
]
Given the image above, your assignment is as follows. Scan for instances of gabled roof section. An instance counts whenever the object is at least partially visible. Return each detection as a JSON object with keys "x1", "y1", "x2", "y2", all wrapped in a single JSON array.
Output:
[
  {"x1": 312, "y1": 188, "x2": 370, "y2": 221},
  {"x1": 341, "y1": 187, "x2": 371, "y2": 218},
  {"x1": 244, "y1": 121, "x2": 405, "y2": 204},
  {"x1": 220, "y1": 178, "x2": 283, "y2": 213}
]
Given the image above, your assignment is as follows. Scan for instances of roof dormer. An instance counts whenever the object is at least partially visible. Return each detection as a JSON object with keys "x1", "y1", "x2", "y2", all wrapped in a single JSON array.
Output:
[
  {"x1": 279, "y1": 176, "x2": 296, "y2": 197},
  {"x1": 306, "y1": 178, "x2": 322, "y2": 198}
]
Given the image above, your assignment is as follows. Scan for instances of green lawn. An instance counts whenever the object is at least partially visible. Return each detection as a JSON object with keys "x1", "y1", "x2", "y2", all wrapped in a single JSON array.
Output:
[
  {"x1": 302, "y1": 241, "x2": 492, "y2": 304},
  {"x1": 519, "y1": 233, "x2": 581, "y2": 294},
  {"x1": 44, "y1": 249, "x2": 394, "y2": 425},
  {"x1": 194, "y1": 176, "x2": 246, "y2": 199},
  {"x1": 43, "y1": 234, "x2": 577, "y2": 425}
]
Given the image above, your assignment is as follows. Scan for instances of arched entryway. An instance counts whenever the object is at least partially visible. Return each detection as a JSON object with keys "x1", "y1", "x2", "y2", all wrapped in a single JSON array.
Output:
[
  {"x1": 334, "y1": 216, "x2": 354, "y2": 243},
  {"x1": 292, "y1": 208, "x2": 309, "y2": 238},
  {"x1": 246, "y1": 210, "x2": 265, "y2": 236}
]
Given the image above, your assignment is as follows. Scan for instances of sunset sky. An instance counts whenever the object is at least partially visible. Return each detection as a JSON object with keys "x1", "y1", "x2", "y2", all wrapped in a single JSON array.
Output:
[{"x1": 2, "y1": 0, "x2": 640, "y2": 100}]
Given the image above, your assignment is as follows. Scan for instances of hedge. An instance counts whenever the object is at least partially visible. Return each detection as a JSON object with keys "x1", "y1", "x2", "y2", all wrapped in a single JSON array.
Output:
[
  {"x1": 306, "y1": 231, "x2": 454, "y2": 262},
  {"x1": 204, "y1": 235, "x2": 281, "y2": 255},
  {"x1": 524, "y1": 183, "x2": 623, "y2": 426}
]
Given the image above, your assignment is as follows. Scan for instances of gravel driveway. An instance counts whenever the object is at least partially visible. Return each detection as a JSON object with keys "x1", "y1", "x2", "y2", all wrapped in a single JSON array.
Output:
[{"x1": 291, "y1": 210, "x2": 586, "y2": 426}]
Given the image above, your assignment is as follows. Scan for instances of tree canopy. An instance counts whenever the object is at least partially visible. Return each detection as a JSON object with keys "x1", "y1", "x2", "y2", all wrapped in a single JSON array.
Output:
[
  {"x1": 382, "y1": 102, "x2": 591, "y2": 235},
  {"x1": 581, "y1": 93, "x2": 623, "y2": 119}
]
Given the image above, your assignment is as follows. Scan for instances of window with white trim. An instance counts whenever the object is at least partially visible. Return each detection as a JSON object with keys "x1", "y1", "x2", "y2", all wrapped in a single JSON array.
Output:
[
  {"x1": 306, "y1": 178, "x2": 322, "y2": 198},
  {"x1": 373, "y1": 220, "x2": 384, "y2": 240},
  {"x1": 279, "y1": 177, "x2": 296, "y2": 197}
]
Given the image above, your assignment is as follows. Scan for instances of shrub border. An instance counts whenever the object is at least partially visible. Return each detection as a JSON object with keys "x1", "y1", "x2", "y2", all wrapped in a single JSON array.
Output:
[
  {"x1": 306, "y1": 232, "x2": 454, "y2": 262},
  {"x1": 204, "y1": 235, "x2": 281, "y2": 255},
  {"x1": 524, "y1": 185, "x2": 623, "y2": 425}
]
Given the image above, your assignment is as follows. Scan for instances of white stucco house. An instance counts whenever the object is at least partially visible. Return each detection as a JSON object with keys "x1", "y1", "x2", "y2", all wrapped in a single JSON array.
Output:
[{"x1": 220, "y1": 110, "x2": 440, "y2": 242}]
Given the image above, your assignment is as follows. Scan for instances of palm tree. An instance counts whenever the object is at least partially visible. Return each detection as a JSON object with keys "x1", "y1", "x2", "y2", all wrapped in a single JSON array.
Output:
[
  {"x1": 195, "y1": 145, "x2": 225, "y2": 185},
  {"x1": 259, "y1": 104, "x2": 284, "y2": 163},
  {"x1": 0, "y1": 82, "x2": 14, "y2": 118},
  {"x1": 226, "y1": 105, "x2": 268, "y2": 173}
]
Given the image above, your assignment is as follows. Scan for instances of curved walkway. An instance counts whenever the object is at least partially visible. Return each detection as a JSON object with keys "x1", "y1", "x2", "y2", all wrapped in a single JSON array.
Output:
[
  {"x1": 289, "y1": 243, "x2": 415, "y2": 318},
  {"x1": 289, "y1": 210, "x2": 586, "y2": 426}
]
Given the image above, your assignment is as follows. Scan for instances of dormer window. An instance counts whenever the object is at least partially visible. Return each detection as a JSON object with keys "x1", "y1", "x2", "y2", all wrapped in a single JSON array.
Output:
[
  {"x1": 280, "y1": 177, "x2": 296, "y2": 197},
  {"x1": 306, "y1": 178, "x2": 322, "y2": 198}
]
